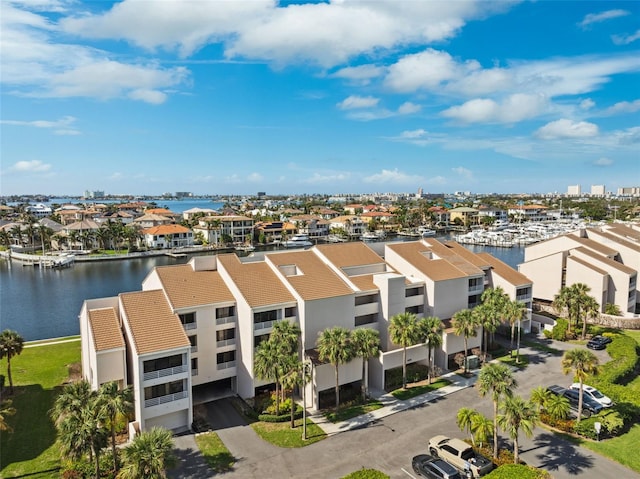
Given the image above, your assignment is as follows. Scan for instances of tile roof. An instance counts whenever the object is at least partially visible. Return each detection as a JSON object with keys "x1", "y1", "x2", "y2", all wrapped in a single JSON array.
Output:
[
  {"x1": 566, "y1": 234, "x2": 619, "y2": 256},
  {"x1": 567, "y1": 255, "x2": 608, "y2": 276},
  {"x1": 421, "y1": 239, "x2": 485, "y2": 276},
  {"x1": 141, "y1": 224, "x2": 192, "y2": 235},
  {"x1": 120, "y1": 290, "x2": 189, "y2": 355},
  {"x1": 315, "y1": 242, "x2": 385, "y2": 268},
  {"x1": 217, "y1": 253, "x2": 296, "y2": 307},
  {"x1": 440, "y1": 240, "x2": 492, "y2": 269},
  {"x1": 88, "y1": 307, "x2": 125, "y2": 352},
  {"x1": 266, "y1": 250, "x2": 353, "y2": 300},
  {"x1": 154, "y1": 264, "x2": 235, "y2": 309},
  {"x1": 590, "y1": 229, "x2": 640, "y2": 253},
  {"x1": 571, "y1": 247, "x2": 636, "y2": 274},
  {"x1": 475, "y1": 252, "x2": 532, "y2": 286},
  {"x1": 605, "y1": 223, "x2": 640, "y2": 242},
  {"x1": 386, "y1": 241, "x2": 473, "y2": 281}
]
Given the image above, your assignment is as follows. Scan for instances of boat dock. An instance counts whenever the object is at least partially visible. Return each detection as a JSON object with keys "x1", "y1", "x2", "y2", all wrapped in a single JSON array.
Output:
[{"x1": 5, "y1": 251, "x2": 76, "y2": 268}]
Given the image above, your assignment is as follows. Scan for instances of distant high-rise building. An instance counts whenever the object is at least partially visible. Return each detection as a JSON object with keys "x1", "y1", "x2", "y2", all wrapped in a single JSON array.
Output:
[
  {"x1": 175, "y1": 192, "x2": 192, "y2": 198},
  {"x1": 567, "y1": 185, "x2": 581, "y2": 196},
  {"x1": 417, "y1": 187, "x2": 424, "y2": 198},
  {"x1": 84, "y1": 190, "x2": 105, "y2": 199},
  {"x1": 617, "y1": 187, "x2": 640, "y2": 197},
  {"x1": 590, "y1": 185, "x2": 606, "y2": 196}
]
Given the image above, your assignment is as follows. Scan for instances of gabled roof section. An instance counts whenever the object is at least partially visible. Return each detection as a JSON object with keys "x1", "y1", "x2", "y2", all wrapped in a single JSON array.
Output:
[
  {"x1": 571, "y1": 247, "x2": 636, "y2": 274},
  {"x1": 88, "y1": 307, "x2": 125, "y2": 352},
  {"x1": 604, "y1": 223, "x2": 640, "y2": 242},
  {"x1": 217, "y1": 253, "x2": 295, "y2": 308},
  {"x1": 315, "y1": 242, "x2": 385, "y2": 269},
  {"x1": 421, "y1": 239, "x2": 485, "y2": 276},
  {"x1": 566, "y1": 234, "x2": 619, "y2": 257},
  {"x1": 120, "y1": 290, "x2": 189, "y2": 355},
  {"x1": 589, "y1": 229, "x2": 640, "y2": 253},
  {"x1": 476, "y1": 252, "x2": 531, "y2": 286},
  {"x1": 266, "y1": 250, "x2": 353, "y2": 300},
  {"x1": 440, "y1": 240, "x2": 492, "y2": 269},
  {"x1": 567, "y1": 255, "x2": 608, "y2": 276},
  {"x1": 386, "y1": 241, "x2": 473, "y2": 281},
  {"x1": 141, "y1": 224, "x2": 191, "y2": 235},
  {"x1": 154, "y1": 264, "x2": 234, "y2": 309}
]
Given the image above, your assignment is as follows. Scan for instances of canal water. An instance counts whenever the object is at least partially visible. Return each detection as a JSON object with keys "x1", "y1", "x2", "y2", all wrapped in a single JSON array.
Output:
[{"x1": 0, "y1": 240, "x2": 524, "y2": 341}]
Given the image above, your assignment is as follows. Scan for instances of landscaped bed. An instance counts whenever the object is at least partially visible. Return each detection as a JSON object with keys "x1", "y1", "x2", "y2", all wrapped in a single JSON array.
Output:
[{"x1": 391, "y1": 378, "x2": 450, "y2": 400}]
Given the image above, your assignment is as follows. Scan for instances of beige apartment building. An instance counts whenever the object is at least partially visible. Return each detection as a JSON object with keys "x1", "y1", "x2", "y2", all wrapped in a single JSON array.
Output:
[
  {"x1": 79, "y1": 239, "x2": 533, "y2": 433},
  {"x1": 519, "y1": 223, "x2": 639, "y2": 315}
]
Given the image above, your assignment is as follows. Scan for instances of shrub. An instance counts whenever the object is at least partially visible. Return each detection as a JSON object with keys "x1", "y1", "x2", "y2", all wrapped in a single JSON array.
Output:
[
  {"x1": 384, "y1": 364, "x2": 429, "y2": 390},
  {"x1": 485, "y1": 463, "x2": 551, "y2": 479},
  {"x1": 341, "y1": 468, "x2": 390, "y2": 479},
  {"x1": 550, "y1": 318, "x2": 569, "y2": 341},
  {"x1": 540, "y1": 412, "x2": 574, "y2": 433},
  {"x1": 258, "y1": 405, "x2": 303, "y2": 423}
]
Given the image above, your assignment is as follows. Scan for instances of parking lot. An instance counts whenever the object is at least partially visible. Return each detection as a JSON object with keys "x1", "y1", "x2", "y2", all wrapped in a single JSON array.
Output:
[{"x1": 170, "y1": 336, "x2": 638, "y2": 479}]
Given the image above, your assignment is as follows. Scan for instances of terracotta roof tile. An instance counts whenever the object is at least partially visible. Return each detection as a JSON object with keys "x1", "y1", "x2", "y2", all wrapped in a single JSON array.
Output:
[
  {"x1": 154, "y1": 264, "x2": 235, "y2": 309},
  {"x1": 315, "y1": 242, "x2": 385, "y2": 268},
  {"x1": 88, "y1": 308, "x2": 125, "y2": 352},
  {"x1": 421, "y1": 239, "x2": 485, "y2": 276},
  {"x1": 571, "y1": 247, "x2": 636, "y2": 274},
  {"x1": 475, "y1": 252, "x2": 532, "y2": 286},
  {"x1": 217, "y1": 253, "x2": 296, "y2": 307},
  {"x1": 141, "y1": 224, "x2": 191, "y2": 235},
  {"x1": 386, "y1": 241, "x2": 473, "y2": 281},
  {"x1": 120, "y1": 290, "x2": 189, "y2": 355}
]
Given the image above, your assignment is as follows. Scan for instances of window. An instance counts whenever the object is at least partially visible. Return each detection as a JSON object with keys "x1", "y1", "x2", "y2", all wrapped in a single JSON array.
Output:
[
  {"x1": 285, "y1": 306, "x2": 297, "y2": 318},
  {"x1": 179, "y1": 312, "x2": 196, "y2": 329},
  {"x1": 468, "y1": 278, "x2": 482, "y2": 289},
  {"x1": 355, "y1": 314, "x2": 377, "y2": 326},
  {"x1": 216, "y1": 329, "x2": 235, "y2": 341},
  {"x1": 254, "y1": 310, "x2": 280, "y2": 323},
  {"x1": 217, "y1": 351, "x2": 236, "y2": 364},
  {"x1": 405, "y1": 305, "x2": 424, "y2": 315},
  {"x1": 144, "y1": 380, "x2": 184, "y2": 400},
  {"x1": 254, "y1": 334, "x2": 270, "y2": 349},
  {"x1": 191, "y1": 358, "x2": 198, "y2": 376},
  {"x1": 216, "y1": 306, "x2": 235, "y2": 319},
  {"x1": 143, "y1": 354, "x2": 183, "y2": 373},
  {"x1": 405, "y1": 287, "x2": 423, "y2": 297},
  {"x1": 355, "y1": 294, "x2": 377, "y2": 306}
]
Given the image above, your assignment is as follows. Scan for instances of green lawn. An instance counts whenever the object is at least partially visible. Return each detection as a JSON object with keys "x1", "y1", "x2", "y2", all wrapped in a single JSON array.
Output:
[
  {"x1": 194, "y1": 431, "x2": 235, "y2": 473},
  {"x1": 1, "y1": 339, "x2": 81, "y2": 478},
  {"x1": 250, "y1": 418, "x2": 326, "y2": 447},
  {"x1": 391, "y1": 378, "x2": 450, "y2": 400},
  {"x1": 325, "y1": 400, "x2": 384, "y2": 423},
  {"x1": 582, "y1": 423, "x2": 640, "y2": 472}
]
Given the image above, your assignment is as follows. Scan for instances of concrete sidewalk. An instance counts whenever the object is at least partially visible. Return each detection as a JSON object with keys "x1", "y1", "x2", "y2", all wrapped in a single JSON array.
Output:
[{"x1": 309, "y1": 370, "x2": 479, "y2": 435}]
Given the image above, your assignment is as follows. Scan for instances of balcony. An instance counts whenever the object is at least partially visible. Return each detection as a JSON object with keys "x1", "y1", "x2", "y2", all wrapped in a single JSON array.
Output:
[
  {"x1": 254, "y1": 319, "x2": 279, "y2": 331},
  {"x1": 216, "y1": 338, "x2": 236, "y2": 348},
  {"x1": 143, "y1": 364, "x2": 188, "y2": 381},
  {"x1": 468, "y1": 285, "x2": 484, "y2": 295},
  {"x1": 516, "y1": 294, "x2": 531, "y2": 302},
  {"x1": 191, "y1": 369, "x2": 198, "y2": 376},
  {"x1": 190, "y1": 346, "x2": 198, "y2": 354},
  {"x1": 217, "y1": 361, "x2": 236, "y2": 370},
  {"x1": 216, "y1": 316, "x2": 236, "y2": 326},
  {"x1": 144, "y1": 390, "x2": 188, "y2": 408},
  {"x1": 182, "y1": 322, "x2": 197, "y2": 331}
]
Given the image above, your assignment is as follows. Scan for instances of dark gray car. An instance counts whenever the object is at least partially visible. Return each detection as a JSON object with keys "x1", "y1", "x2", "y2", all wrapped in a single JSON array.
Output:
[{"x1": 412, "y1": 454, "x2": 463, "y2": 479}]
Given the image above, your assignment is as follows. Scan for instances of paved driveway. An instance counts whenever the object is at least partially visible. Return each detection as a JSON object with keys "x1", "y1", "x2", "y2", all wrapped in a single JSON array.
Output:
[{"x1": 171, "y1": 337, "x2": 639, "y2": 479}]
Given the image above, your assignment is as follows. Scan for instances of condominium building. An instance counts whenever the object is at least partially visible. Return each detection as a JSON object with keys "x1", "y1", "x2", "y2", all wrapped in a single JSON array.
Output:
[
  {"x1": 79, "y1": 239, "x2": 533, "y2": 433},
  {"x1": 519, "y1": 223, "x2": 640, "y2": 314}
]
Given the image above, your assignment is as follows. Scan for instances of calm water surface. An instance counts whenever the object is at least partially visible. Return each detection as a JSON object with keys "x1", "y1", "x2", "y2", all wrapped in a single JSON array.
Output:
[{"x1": 0, "y1": 240, "x2": 524, "y2": 341}]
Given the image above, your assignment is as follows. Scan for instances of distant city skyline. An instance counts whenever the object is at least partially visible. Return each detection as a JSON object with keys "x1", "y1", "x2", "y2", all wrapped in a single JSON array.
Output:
[{"x1": 1, "y1": 0, "x2": 639, "y2": 196}]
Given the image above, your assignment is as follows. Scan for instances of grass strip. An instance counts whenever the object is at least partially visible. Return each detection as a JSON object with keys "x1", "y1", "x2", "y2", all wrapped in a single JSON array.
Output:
[
  {"x1": 391, "y1": 378, "x2": 450, "y2": 400},
  {"x1": 250, "y1": 418, "x2": 326, "y2": 447},
  {"x1": 325, "y1": 401, "x2": 384, "y2": 423},
  {"x1": 194, "y1": 431, "x2": 235, "y2": 473}
]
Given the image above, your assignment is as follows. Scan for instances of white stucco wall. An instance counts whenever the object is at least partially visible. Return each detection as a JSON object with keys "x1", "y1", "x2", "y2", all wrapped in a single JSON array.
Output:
[{"x1": 518, "y1": 252, "x2": 565, "y2": 302}]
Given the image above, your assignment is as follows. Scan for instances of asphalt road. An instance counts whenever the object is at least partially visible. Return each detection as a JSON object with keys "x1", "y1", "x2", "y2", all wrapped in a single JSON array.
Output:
[{"x1": 172, "y1": 336, "x2": 639, "y2": 479}]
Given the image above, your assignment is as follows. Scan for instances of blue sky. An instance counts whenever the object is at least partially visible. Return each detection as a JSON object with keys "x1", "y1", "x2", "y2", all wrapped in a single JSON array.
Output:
[{"x1": 1, "y1": 0, "x2": 639, "y2": 197}]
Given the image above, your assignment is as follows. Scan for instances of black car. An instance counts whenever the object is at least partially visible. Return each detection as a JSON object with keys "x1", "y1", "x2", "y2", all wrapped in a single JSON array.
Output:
[
  {"x1": 412, "y1": 454, "x2": 463, "y2": 479},
  {"x1": 547, "y1": 384, "x2": 605, "y2": 417},
  {"x1": 587, "y1": 335, "x2": 612, "y2": 350}
]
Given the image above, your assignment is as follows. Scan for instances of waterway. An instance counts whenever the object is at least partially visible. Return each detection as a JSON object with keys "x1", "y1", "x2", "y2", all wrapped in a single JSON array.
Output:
[{"x1": 0, "y1": 239, "x2": 524, "y2": 341}]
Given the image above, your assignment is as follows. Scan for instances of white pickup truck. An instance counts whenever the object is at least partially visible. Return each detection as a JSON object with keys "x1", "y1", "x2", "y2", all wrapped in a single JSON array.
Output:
[{"x1": 428, "y1": 435, "x2": 494, "y2": 478}]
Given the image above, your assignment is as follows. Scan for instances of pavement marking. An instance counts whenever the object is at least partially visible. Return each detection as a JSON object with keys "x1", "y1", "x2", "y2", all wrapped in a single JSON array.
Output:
[{"x1": 401, "y1": 467, "x2": 417, "y2": 478}]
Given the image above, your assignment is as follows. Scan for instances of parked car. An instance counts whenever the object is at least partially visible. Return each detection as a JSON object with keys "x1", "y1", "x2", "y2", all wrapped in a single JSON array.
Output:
[
  {"x1": 412, "y1": 454, "x2": 463, "y2": 479},
  {"x1": 427, "y1": 436, "x2": 493, "y2": 477},
  {"x1": 547, "y1": 384, "x2": 605, "y2": 417},
  {"x1": 569, "y1": 383, "x2": 613, "y2": 407},
  {"x1": 587, "y1": 335, "x2": 612, "y2": 350}
]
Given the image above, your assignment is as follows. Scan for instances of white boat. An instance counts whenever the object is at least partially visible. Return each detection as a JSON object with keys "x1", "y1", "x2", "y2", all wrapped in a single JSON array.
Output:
[
  {"x1": 419, "y1": 226, "x2": 436, "y2": 237},
  {"x1": 282, "y1": 234, "x2": 313, "y2": 248},
  {"x1": 235, "y1": 243, "x2": 255, "y2": 252},
  {"x1": 489, "y1": 220, "x2": 511, "y2": 231},
  {"x1": 360, "y1": 232, "x2": 379, "y2": 241},
  {"x1": 327, "y1": 234, "x2": 347, "y2": 243}
]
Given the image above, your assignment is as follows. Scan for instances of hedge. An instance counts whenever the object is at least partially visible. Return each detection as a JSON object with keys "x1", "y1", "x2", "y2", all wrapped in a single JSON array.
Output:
[
  {"x1": 258, "y1": 406, "x2": 303, "y2": 423},
  {"x1": 485, "y1": 464, "x2": 551, "y2": 479}
]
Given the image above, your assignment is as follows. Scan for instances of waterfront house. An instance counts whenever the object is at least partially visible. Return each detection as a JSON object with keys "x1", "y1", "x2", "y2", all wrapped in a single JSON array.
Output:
[
  {"x1": 134, "y1": 213, "x2": 174, "y2": 229},
  {"x1": 79, "y1": 238, "x2": 533, "y2": 434},
  {"x1": 139, "y1": 224, "x2": 194, "y2": 249}
]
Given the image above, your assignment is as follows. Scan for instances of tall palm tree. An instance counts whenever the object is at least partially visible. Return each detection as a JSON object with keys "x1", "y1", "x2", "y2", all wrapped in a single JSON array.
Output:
[
  {"x1": 456, "y1": 407, "x2": 479, "y2": 445},
  {"x1": 553, "y1": 285, "x2": 574, "y2": 333},
  {"x1": 98, "y1": 381, "x2": 134, "y2": 471},
  {"x1": 544, "y1": 393, "x2": 571, "y2": 421},
  {"x1": 51, "y1": 380, "x2": 93, "y2": 425},
  {"x1": 389, "y1": 312, "x2": 420, "y2": 389},
  {"x1": 477, "y1": 362, "x2": 517, "y2": 460},
  {"x1": 118, "y1": 427, "x2": 175, "y2": 479},
  {"x1": 0, "y1": 329, "x2": 24, "y2": 394},
  {"x1": 529, "y1": 386, "x2": 551, "y2": 413},
  {"x1": 281, "y1": 357, "x2": 306, "y2": 429},
  {"x1": 270, "y1": 319, "x2": 302, "y2": 402},
  {"x1": 471, "y1": 413, "x2": 494, "y2": 449},
  {"x1": 418, "y1": 316, "x2": 443, "y2": 384},
  {"x1": 497, "y1": 395, "x2": 539, "y2": 464},
  {"x1": 254, "y1": 340, "x2": 287, "y2": 415},
  {"x1": 317, "y1": 327, "x2": 355, "y2": 409},
  {"x1": 0, "y1": 400, "x2": 16, "y2": 432},
  {"x1": 452, "y1": 309, "x2": 478, "y2": 375},
  {"x1": 580, "y1": 295, "x2": 600, "y2": 341},
  {"x1": 351, "y1": 328, "x2": 381, "y2": 401},
  {"x1": 561, "y1": 348, "x2": 599, "y2": 423},
  {"x1": 504, "y1": 300, "x2": 526, "y2": 361},
  {"x1": 480, "y1": 287, "x2": 508, "y2": 354}
]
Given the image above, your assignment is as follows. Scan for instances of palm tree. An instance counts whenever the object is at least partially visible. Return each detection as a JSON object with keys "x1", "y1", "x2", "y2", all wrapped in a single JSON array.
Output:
[
  {"x1": 351, "y1": 328, "x2": 381, "y2": 401},
  {"x1": 0, "y1": 329, "x2": 24, "y2": 394},
  {"x1": 477, "y1": 362, "x2": 517, "y2": 460},
  {"x1": 456, "y1": 407, "x2": 479, "y2": 445},
  {"x1": 270, "y1": 319, "x2": 301, "y2": 402},
  {"x1": 504, "y1": 300, "x2": 526, "y2": 361},
  {"x1": 561, "y1": 348, "x2": 599, "y2": 423},
  {"x1": 418, "y1": 316, "x2": 443, "y2": 384},
  {"x1": 497, "y1": 395, "x2": 539, "y2": 464},
  {"x1": 118, "y1": 427, "x2": 175, "y2": 479},
  {"x1": 480, "y1": 287, "x2": 508, "y2": 354},
  {"x1": 317, "y1": 327, "x2": 355, "y2": 409},
  {"x1": 389, "y1": 312, "x2": 421, "y2": 389},
  {"x1": 281, "y1": 357, "x2": 305, "y2": 429},
  {"x1": 452, "y1": 309, "x2": 478, "y2": 375},
  {"x1": 0, "y1": 400, "x2": 16, "y2": 432},
  {"x1": 529, "y1": 386, "x2": 551, "y2": 413},
  {"x1": 553, "y1": 285, "x2": 574, "y2": 333},
  {"x1": 471, "y1": 413, "x2": 494, "y2": 449},
  {"x1": 254, "y1": 340, "x2": 287, "y2": 415},
  {"x1": 544, "y1": 393, "x2": 571, "y2": 421},
  {"x1": 580, "y1": 295, "x2": 600, "y2": 341},
  {"x1": 51, "y1": 379, "x2": 94, "y2": 425},
  {"x1": 98, "y1": 381, "x2": 134, "y2": 471}
]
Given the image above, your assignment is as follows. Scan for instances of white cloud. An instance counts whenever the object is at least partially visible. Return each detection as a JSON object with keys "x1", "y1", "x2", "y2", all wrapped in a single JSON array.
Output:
[
  {"x1": 579, "y1": 9, "x2": 629, "y2": 28},
  {"x1": 452, "y1": 166, "x2": 473, "y2": 179},
  {"x1": 397, "y1": 102, "x2": 421, "y2": 115},
  {"x1": 128, "y1": 89, "x2": 167, "y2": 104},
  {"x1": 1, "y1": 115, "x2": 79, "y2": 134},
  {"x1": 535, "y1": 119, "x2": 599, "y2": 139},
  {"x1": 10, "y1": 160, "x2": 52, "y2": 172},
  {"x1": 303, "y1": 172, "x2": 351, "y2": 184},
  {"x1": 247, "y1": 172, "x2": 263, "y2": 182},
  {"x1": 593, "y1": 157, "x2": 613, "y2": 166},
  {"x1": 384, "y1": 49, "x2": 464, "y2": 93},
  {"x1": 579, "y1": 99, "x2": 595, "y2": 110},
  {"x1": 441, "y1": 93, "x2": 547, "y2": 123},
  {"x1": 426, "y1": 176, "x2": 447, "y2": 185},
  {"x1": 337, "y1": 95, "x2": 380, "y2": 110},
  {"x1": 332, "y1": 65, "x2": 385, "y2": 85},
  {"x1": 612, "y1": 29, "x2": 640, "y2": 45},
  {"x1": 363, "y1": 168, "x2": 423, "y2": 184},
  {"x1": 601, "y1": 99, "x2": 640, "y2": 115},
  {"x1": 344, "y1": 101, "x2": 421, "y2": 121}
]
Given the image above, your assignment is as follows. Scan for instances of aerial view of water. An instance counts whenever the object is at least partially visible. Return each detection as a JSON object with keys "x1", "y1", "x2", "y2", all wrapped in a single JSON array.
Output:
[{"x1": 0, "y1": 240, "x2": 524, "y2": 341}]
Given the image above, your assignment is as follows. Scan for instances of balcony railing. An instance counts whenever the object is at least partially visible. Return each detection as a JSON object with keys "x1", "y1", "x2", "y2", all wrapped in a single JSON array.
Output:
[
  {"x1": 216, "y1": 360, "x2": 236, "y2": 370},
  {"x1": 468, "y1": 285, "x2": 484, "y2": 294},
  {"x1": 191, "y1": 369, "x2": 198, "y2": 376},
  {"x1": 216, "y1": 316, "x2": 235, "y2": 326},
  {"x1": 182, "y1": 322, "x2": 197, "y2": 331},
  {"x1": 254, "y1": 319, "x2": 278, "y2": 331},
  {"x1": 190, "y1": 346, "x2": 198, "y2": 353},
  {"x1": 144, "y1": 390, "x2": 187, "y2": 408},
  {"x1": 516, "y1": 294, "x2": 531, "y2": 302},
  {"x1": 143, "y1": 364, "x2": 188, "y2": 381},
  {"x1": 216, "y1": 338, "x2": 236, "y2": 348}
]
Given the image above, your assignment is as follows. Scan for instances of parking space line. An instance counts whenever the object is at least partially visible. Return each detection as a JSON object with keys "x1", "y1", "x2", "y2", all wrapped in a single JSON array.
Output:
[{"x1": 401, "y1": 467, "x2": 417, "y2": 478}]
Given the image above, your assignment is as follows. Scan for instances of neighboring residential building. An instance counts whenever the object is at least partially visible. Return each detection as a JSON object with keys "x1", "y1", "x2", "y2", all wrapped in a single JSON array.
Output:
[
  {"x1": 519, "y1": 224, "x2": 639, "y2": 315},
  {"x1": 507, "y1": 204, "x2": 548, "y2": 222},
  {"x1": 79, "y1": 239, "x2": 533, "y2": 433},
  {"x1": 330, "y1": 215, "x2": 367, "y2": 238},
  {"x1": 449, "y1": 207, "x2": 479, "y2": 226},
  {"x1": 134, "y1": 213, "x2": 174, "y2": 229},
  {"x1": 140, "y1": 224, "x2": 194, "y2": 249},
  {"x1": 289, "y1": 215, "x2": 330, "y2": 238},
  {"x1": 25, "y1": 203, "x2": 52, "y2": 218}
]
